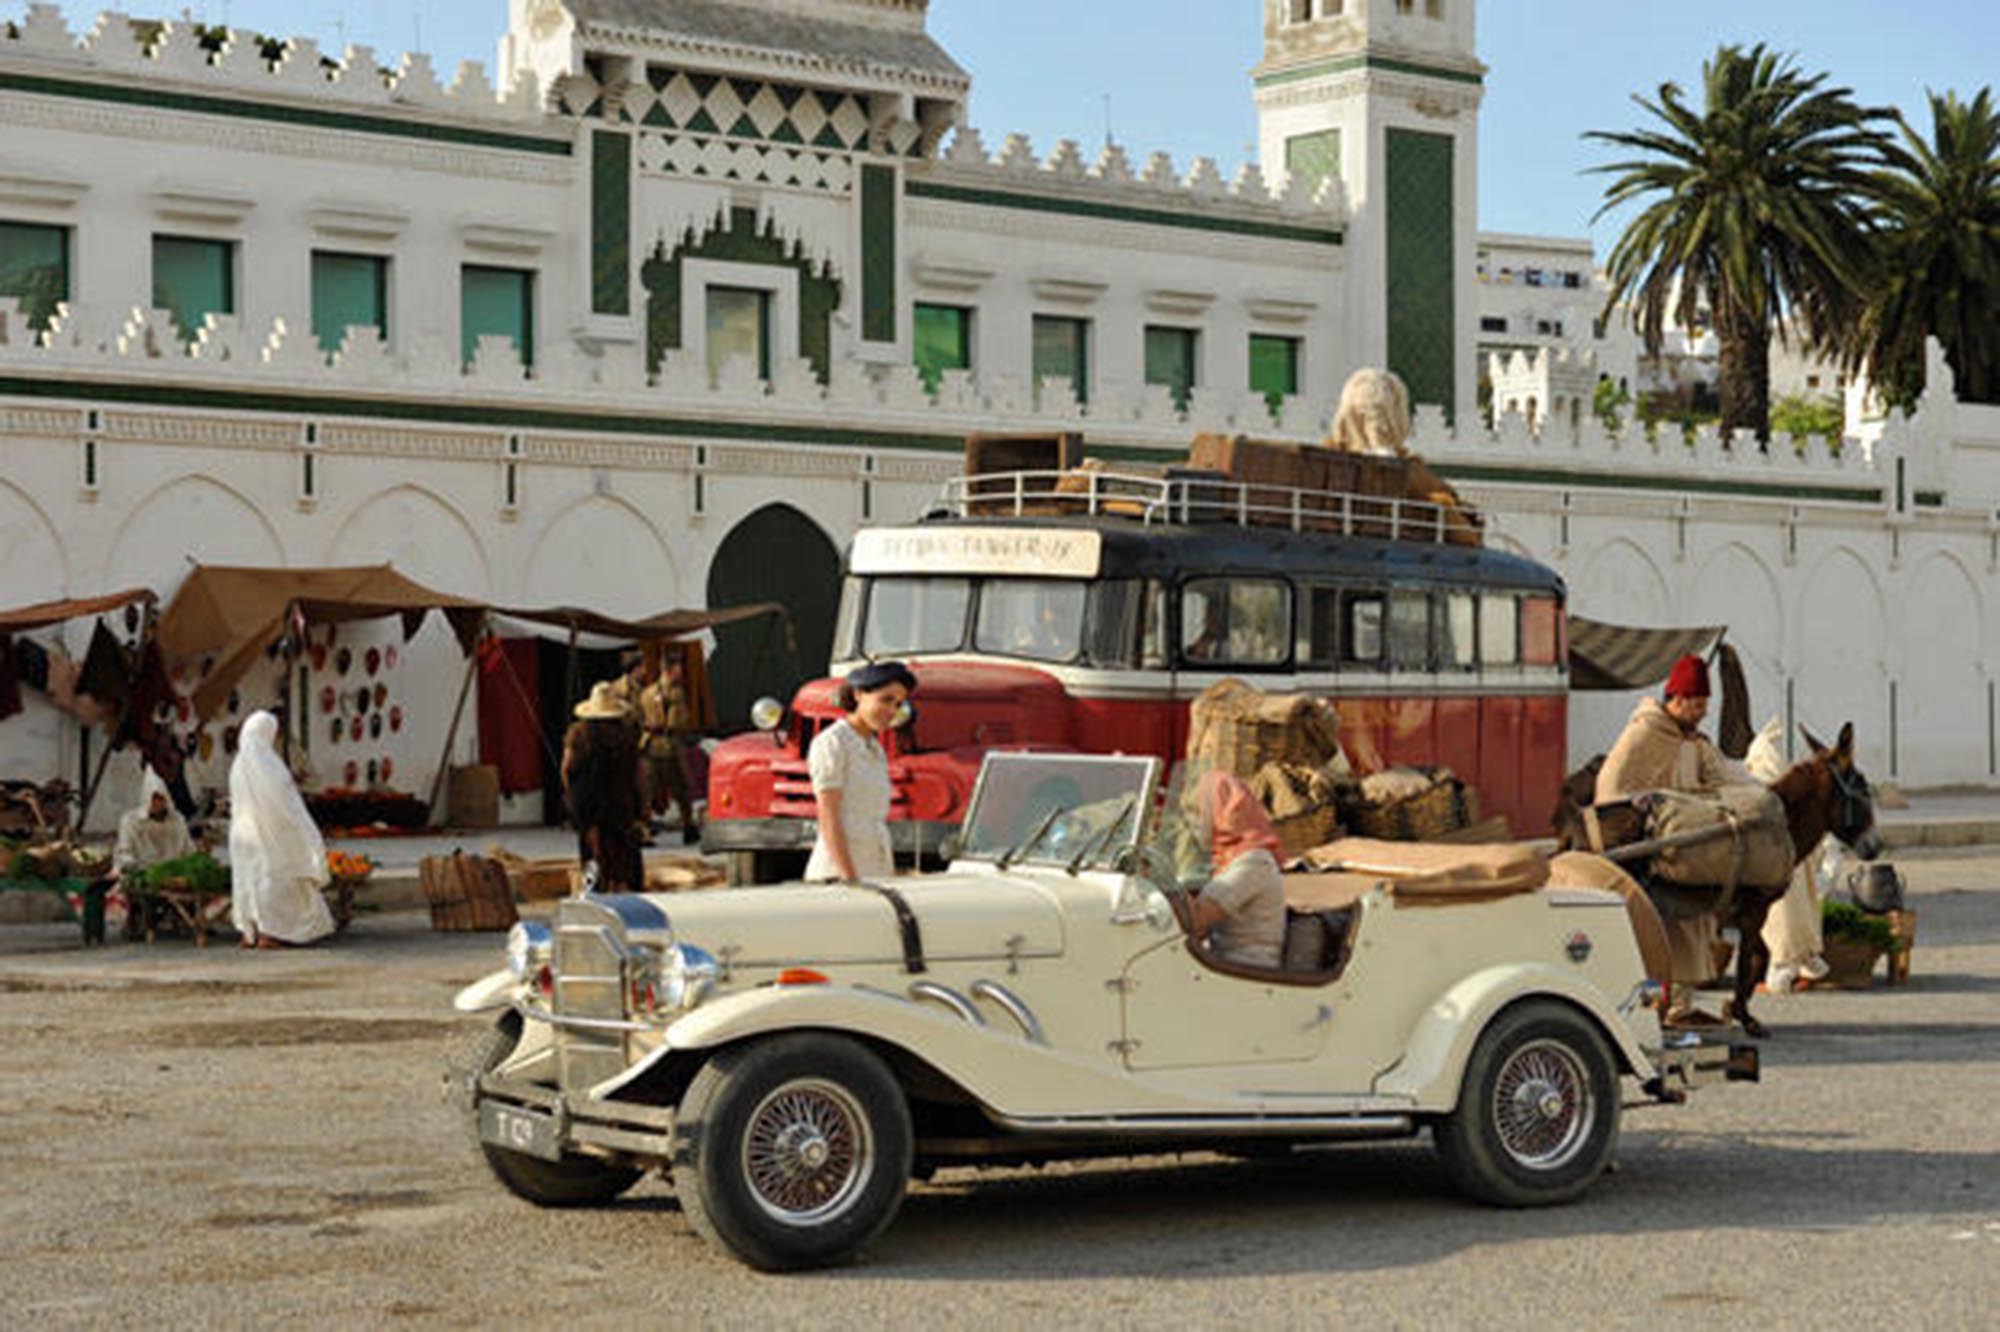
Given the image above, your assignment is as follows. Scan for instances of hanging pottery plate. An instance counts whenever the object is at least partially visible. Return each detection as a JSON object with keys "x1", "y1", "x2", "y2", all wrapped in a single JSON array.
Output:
[
  {"x1": 389, "y1": 705, "x2": 403, "y2": 733},
  {"x1": 344, "y1": 760, "x2": 359, "y2": 787},
  {"x1": 373, "y1": 682, "x2": 388, "y2": 707},
  {"x1": 320, "y1": 685, "x2": 337, "y2": 715},
  {"x1": 365, "y1": 647, "x2": 381, "y2": 676},
  {"x1": 182, "y1": 732, "x2": 199, "y2": 757},
  {"x1": 198, "y1": 731, "x2": 215, "y2": 762},
  {"x1": 227, "y1": 689, "x2": 241, "y2": 716},
  {"x1": 369, "y1": 712, "x2": 383, "y2": 739},
  {"x1": 350, "y1": 716, "x2": 363, "y2": 742},
  {"x1": 311, "y1": 643, "x2": 328, "y2": 672},
  {"x1": 336, "y1": 646, "x2": 352, "y2": 676},
  {"x1": 329, "y1": 717, "x2": 343, "y2": 745},
  {"x1": 385, "y1": 645, "x2": 399, "y2": 671},
  {"x1": 379, "y1": 756, "x2": 394, "y2": 784},
  {"x1": 356, "y1": 686, "x2": 371, "y2": 713},
  {"x1": 366, "y1": 759, "x2": 379, "y2": 786},
  {"x1": 223, "y1": 724, "x2": 239, "y2": 755}
]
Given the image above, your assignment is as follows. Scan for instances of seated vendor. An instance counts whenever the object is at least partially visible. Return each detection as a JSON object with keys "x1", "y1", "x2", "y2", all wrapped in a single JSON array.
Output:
[
  {"x1": 114, "y1": 767, "x2": 194, "y2": 881},
  {"x1": 1186, "y1": 771, "x2": 1287, "y2": 969}
]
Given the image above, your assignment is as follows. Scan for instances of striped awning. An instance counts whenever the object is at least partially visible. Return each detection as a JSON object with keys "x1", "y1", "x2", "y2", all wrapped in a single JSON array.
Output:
[{"x1": 1568, "y1": 616, "x2": 1723, "y2": 692}]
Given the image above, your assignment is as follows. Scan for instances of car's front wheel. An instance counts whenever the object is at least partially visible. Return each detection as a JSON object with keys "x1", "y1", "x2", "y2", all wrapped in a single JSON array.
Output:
[
  {"x1": 467, "y1": 1014, "x2": 644, "y2": 1207},
  {"x1": 1434, "y1": 1000, "x2": 1621, "y2": 1207},
  {"x1": 672, "y1": 1033, "x2": 912, "y2": 1271}
]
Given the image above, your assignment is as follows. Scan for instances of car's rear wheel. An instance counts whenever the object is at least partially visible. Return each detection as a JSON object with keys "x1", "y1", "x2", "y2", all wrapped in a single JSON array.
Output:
[
  {"x1": 1434, "y1": 1000, "x2": 1621, "y2": 1207},
  {"x1": 672, "y1": 1033, "x2": 912, "y2": 1271},
  {"x1": 468, "y1": 1014, "x2": 644, "y2": 1207}
]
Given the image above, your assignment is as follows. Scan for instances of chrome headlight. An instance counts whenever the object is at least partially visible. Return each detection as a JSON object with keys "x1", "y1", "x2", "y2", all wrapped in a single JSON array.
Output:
[
  {"x1": 504, "y1": 920, "x2": 553, "y2": 980},
  {"x1": 660, "y1": 943, "x2": 724, "y2": 1012},
  {"x1": 750, "y1": 696, "x2": 784, "y2": 731}
]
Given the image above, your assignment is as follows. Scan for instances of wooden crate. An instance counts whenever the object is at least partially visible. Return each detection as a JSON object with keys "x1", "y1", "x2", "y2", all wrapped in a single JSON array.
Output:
[
  {"x1": 1187, "y1": 434, "x2": 1313, "y2": 524},
  {"x1": 1883, "y1": 908, "x2": 1917, "y2": 985}
]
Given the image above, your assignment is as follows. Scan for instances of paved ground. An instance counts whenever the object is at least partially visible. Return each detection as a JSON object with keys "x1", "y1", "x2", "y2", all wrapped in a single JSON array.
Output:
[{"x1": 1, "y1": 851, "x2": 1995, "y2": 1330}]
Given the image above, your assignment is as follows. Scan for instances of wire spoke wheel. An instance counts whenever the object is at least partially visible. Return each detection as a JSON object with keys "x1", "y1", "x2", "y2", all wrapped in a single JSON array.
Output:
[
  {"x1": 741, "y1": 1078, "x2": 874, "y2": 1227},
  {"x1": 1490, "y1": 1038, "x2": 1592, "y2": 1171}
]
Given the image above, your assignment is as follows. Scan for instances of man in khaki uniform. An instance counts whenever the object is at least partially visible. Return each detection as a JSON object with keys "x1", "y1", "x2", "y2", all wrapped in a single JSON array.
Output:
[
  {"x1": 1595, "y1": 654, "x2": 1731, "y2": 1026},
  {"x1": 635, "y1": 654, "x2": 699, "y2": 845}
]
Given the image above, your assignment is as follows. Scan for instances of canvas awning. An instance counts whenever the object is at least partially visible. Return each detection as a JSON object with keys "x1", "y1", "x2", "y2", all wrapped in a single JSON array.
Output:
[
  {"x1": 158, "y1": 565, "x2": 487, "y2": 719},
  {"x1": 1567, "y1": 616, "x2": 1724, "y2": 692},
  {"x1": 0, "y1": 588, "x2": 157, "y2": 635},
  {"x1": 496, "y1": 602, "x2": 788, "y2": 643}
]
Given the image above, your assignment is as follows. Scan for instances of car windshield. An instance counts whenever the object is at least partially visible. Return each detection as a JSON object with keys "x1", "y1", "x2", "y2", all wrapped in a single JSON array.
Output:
[{"x1": 959, "y1": 753, "x2": 1160, "y2": 869}]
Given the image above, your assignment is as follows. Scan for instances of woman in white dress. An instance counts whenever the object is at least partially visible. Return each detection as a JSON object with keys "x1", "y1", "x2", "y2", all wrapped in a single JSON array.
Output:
[
  {"x1": 804, "y1": 662, "x2": 916, "y2": 883},
  {"x1": 229, "y1": 710, "x2": 335, "y2": 948}
]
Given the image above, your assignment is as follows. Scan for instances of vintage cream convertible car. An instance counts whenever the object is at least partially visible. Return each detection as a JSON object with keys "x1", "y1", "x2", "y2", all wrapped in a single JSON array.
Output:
[{"x1": 456, "y1": 753, "x2": 1756, "y2": 1271}]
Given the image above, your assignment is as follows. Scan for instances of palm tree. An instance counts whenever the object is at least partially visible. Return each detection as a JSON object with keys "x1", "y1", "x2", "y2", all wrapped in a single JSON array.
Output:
[
  {"x1": 1853, "y1": 89, "x2": 2000, "y2": 409},
  {"x1": 1589, "y1": 45, "x2": 1892, "y2": 439}
]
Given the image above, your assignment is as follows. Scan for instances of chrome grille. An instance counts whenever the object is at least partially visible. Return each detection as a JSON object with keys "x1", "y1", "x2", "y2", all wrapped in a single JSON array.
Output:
[{"x1": 553, "y1": 899, "x2": 633, "y2": 1092}]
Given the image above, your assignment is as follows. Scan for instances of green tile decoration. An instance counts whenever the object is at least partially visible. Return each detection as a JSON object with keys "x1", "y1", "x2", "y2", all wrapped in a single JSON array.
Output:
[
  {"x1": 608, "y1": 68, "x2": 881, "y2": 154},
  {"x1": 643, "y1": 207, "x2": 842, "y2": 383},
  {"x1": 310, "y1": 251, "x2": 388, "y2": 356},
  {"x1": 913, "y1": 303, "x2": 973, "y2": 391},
  {"x1": 1285, "y1": 129, "x2": 1340, "y2": 198},
  {"x1": 1385, "y1": 128, "x2": 1456, "y2": 421},
  {"x1": 591, "y1": 130, "x2": 632, "y2": 316},
  {"x1": 0, "y1": 221, "x2": 69, "y2": 332},
  {"x1": 860, "y1": 164, "x2": 898, "y2": 344}
]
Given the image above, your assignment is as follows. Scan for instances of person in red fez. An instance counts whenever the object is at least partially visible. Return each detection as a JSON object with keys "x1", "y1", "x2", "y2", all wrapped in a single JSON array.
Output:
[{"x1": 1595, "y1": 652, "x2": 1731, "y2": 1026}]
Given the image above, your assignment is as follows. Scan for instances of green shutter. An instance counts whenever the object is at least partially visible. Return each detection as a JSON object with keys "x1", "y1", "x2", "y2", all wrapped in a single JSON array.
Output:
[
  {"x1": 860, "y1": 163, "x2": 897, "y2": 343},
  {"x1": 1033, "y1": 315, "x2": 1090, "y2": 404},
  {"x1": 1385, "y1": 128, "x2": 1456, "y2": 420},
  {"x1": 461, "y1": 265, "x2": 535, "y2": 368},
  {"x1": 706, "y1": 286, "x2": 772, "y2": 383},
  {"x1": 1285, "y1": 129, "x2": 1341, "y2": 197},
  {"x1": 1144, "y1": 325, "x2": 1198, "y2": 411},
  {"x1": 310, "y1": 251, "x2": 388, "y2": 355},
  {"x1": 912, "y1": 303, "x2": 972, "y2": 392},
  {"x1": 1249, "y1": 334, "x2": 1300, "y2": 412},
  {"x1": 591, "y1": 129, "x2": 632, "y2": 316},
  {"x1": 152, "y1": 235, "x2": 234, "y2": 343},
  {"x1": 642, "y1": 207, "x2": 841, "y2": 384},
  {"x1": 0, "y1": 222, "x2": 69, "y2": 332}
]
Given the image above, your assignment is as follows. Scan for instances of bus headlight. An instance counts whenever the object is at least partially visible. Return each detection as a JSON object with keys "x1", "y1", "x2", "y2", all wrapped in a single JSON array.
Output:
[
  {"x1": 660, "y1": 943, "x2": 724, "y2": 1012},
  {"x1": 504, "y1": 920, "x2": 553, "y2": 980},
  {"x1": 750, "y1": 696, "x2": 785, "y2": 731}
]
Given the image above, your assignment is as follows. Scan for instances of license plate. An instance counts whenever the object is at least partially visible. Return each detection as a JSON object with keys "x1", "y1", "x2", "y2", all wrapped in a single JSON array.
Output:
[{"x1": 479, "y1": 1100, "x2": 563, "y2": 1162}]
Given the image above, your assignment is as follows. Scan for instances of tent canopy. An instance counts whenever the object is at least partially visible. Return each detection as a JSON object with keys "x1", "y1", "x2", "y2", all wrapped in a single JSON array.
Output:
[
  {"x1": 0, "y1": 588, "x2": 156, "y2": 635},
  {"x1": 158, "y1": 565, "x2": 487, "y2": 719},
  {"x1": 495, "y1": 601, "x2": 788, "y2": 643},
  {"x1": 1567, "y1": 616, "x2": 1723, "y2": 692}
]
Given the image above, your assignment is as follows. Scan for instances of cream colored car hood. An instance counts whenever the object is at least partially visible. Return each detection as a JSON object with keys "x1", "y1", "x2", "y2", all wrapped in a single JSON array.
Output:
[{"x1": 645, "y1": 872, "x2": 1065, "y2": 968}]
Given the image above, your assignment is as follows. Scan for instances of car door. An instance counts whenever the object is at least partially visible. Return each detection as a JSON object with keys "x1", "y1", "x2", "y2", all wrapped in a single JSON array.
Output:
[{"x1": 1116, "y1": 933, "x2": 1332, "y2": 1070}]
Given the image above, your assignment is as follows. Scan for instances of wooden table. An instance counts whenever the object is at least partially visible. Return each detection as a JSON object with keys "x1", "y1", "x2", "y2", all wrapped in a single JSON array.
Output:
[{"x1": 129, "y1": 886, "x2": 229, "y2": 947}]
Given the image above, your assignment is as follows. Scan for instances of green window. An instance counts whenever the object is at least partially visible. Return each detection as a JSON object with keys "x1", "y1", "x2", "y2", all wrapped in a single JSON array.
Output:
[
  {"x1": 1286, "y1": 129, "x2": 1341, "y2": 197},
  {"x1": 912, "y1": 303, "x2": 973, "y2": 392},
  {"x1": 1144, "y1": 325, "x2": 1199, "y2": 412},
  {"x1": 1249, "y1": 334, "x2": 1301, "y2": 412},
  {"x1": 1032, "y1": 315, "x2": 1090, "y2": 404},
  {"x1": 152, "y1": 235, "x2": 235, "y2": 343},
  {"x1": 0, "y1": 222, "x2": 69, "y2": 332},
  {"x1": 706, "y1": 285, "x2": 771, "y2": 383},
  {"x1": 310, "y1": 251, "x2": 388, "y2": 356},
  {"x1": 461, "y1": 264, "x2": 535, "y2": 368}
]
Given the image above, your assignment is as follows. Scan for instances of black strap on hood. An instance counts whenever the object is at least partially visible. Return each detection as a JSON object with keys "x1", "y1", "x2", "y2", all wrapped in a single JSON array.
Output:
[{"x1": 850, "y1": 880, "x2": 927, "y2": 974}]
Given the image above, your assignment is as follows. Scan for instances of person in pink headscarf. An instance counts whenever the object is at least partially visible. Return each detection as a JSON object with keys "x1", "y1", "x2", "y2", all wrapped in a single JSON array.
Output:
[{"x1": 1187, "y1": 771, "x2": 1288, "y2": 968}]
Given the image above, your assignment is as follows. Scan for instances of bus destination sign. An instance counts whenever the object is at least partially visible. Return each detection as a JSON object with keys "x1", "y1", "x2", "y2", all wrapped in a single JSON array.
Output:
[{"x1": 851, "y1": 527, "x2": 1104, "y2": 578}]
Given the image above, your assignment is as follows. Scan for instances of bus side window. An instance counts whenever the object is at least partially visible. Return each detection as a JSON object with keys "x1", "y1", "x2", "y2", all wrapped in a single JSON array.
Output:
[
  {"x1": 1388, "y1": 588, "x2": 1431, "y2": 671},
  {"x1": 1181, "y1": 577, "x2": 1291, "y2": 667},
  {"x1": 1440, "y1": 591, "x2": 1476, "y2": 671},
  {"x1": 1342, "y1": 591, "x2": 1385, "y2": 667},
  {"x1": 1302, "y1": 585, "x2": 1342, "y2": 666},
  {"x1": 1521, "y1": 596, "x2": 1561, "y2": 665},
  {"x1": 1140, "y1": 580, "x2": 1170, "y2": 669},
  {"x1": 1086, "y1": 580, "x2": 1140, "y2": 668},
  {"x1": 1480, "y1": 593, "x2": 1520, "y2": 667}
]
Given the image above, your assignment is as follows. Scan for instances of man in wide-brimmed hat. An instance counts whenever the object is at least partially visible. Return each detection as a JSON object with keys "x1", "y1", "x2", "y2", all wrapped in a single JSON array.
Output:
[
  {"x1": 562, "y1": 681, "x2": 644, "y2": 892},
  {"x1": 1597, "y1": 653, "x2": 1732, "y2": 1026}
]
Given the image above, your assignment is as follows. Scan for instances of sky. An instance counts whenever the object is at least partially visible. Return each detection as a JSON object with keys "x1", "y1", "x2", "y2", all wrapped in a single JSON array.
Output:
[{"x1": 10, "y1": 0, "x2": 1997, "y2": 252}]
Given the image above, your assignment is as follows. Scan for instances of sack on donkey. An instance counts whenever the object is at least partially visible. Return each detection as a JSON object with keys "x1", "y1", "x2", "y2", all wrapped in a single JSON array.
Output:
[{"x1": 1645, "y1": 785, "x2": 1795, "y2": 891}]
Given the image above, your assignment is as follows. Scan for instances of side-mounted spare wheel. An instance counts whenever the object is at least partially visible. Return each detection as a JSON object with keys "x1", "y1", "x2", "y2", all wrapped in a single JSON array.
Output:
[
  {"x1": 1434, "y1": 999, "x2": 1622, "y2": 1207},
  {"x1": 673, "y1": 1032, "x2": 913, "y2": 1272},
  {"x1": 468, "y1": 1013, "x2": 644, "y2": 1207}
]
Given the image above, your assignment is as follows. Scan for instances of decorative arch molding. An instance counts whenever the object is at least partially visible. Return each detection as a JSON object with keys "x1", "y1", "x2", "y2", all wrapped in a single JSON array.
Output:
[
  {"x1": 642, "y1": 204, "x2": 844, "y2": 382},
  {"x1": 1905, "y1": 550, "x2": 1986, "y2": 656},
  {"x1": 1802, "y1": 545, "x2": 1886, "y2": 631},
  {"x1": 522, "y1": 492, "x2": 682, "y2": 617},
  {"x1": 1572, "y1": 535, "x2": 1672, "y2": 626},
  {"x1": 325, "y1": 484, "x2": 494, "y2": 600},
  {"x1": 0, "y1": 479, "x2": 72, "y2": 603},
  {"x1": 106, "y1": 474, "x2": 286, "y2": 597}
]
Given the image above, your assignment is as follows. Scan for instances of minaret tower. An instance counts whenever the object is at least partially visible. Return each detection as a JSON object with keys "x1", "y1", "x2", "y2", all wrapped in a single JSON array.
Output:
[{"x1": 1255, "y1": 0, "x2": 1484, "y2": 421}]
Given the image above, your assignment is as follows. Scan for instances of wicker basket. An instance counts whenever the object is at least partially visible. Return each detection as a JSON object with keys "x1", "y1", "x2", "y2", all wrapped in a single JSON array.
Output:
[
  {"x1": 1269, "y1": 806, "x2": 1343, "y2": 859},
  {"x1": 419, "y1": 853, "x2": 518, "y2": 932},
  {"x1": 1344, "y1": 776, "x2": 1474, "y2": 842},
  {"x1": 1820, "y1": 934, "x2": 1883, "y2": 989}
]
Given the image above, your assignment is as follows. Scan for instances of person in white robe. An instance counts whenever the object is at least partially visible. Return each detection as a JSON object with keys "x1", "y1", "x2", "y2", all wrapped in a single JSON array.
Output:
[
  {"x1": 114, "y1": 767, "x2": 194, "y2": 879},
  {"x1": 1745, "y1": 716, "x2": 1832, "y2": 991},
  {"x1": 228, "y1": 711, "x2": 335, "y2": 948}
]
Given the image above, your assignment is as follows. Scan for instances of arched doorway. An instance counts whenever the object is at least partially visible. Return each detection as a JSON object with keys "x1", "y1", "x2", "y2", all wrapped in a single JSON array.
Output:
[{"x1": 706, "y1": 504, "x2": 842, "y2": 731}]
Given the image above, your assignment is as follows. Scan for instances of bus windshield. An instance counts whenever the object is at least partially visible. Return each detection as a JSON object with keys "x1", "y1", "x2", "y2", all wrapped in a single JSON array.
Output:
[
  {"x1": 974, "y1": 580, "x2": 1087, "y2": 663},
  {"x1": 862, "y1": 577, "x2": 971, "y2": 656}
]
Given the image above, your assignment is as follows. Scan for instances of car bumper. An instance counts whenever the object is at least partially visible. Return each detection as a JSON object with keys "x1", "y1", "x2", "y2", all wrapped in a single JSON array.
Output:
[
  {"x1": 1642, "y1": 1038, "x2": 1760, "y2": 1102},
  {"x1": 474, "y1": 1071, "x2": 678, "y2": 1164},
  {"x1": 701, "y1": 817, "x2": 957, "y2": 856}
]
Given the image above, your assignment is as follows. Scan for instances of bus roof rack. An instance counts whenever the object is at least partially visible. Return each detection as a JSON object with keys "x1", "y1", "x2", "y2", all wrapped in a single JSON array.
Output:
[{"x1": 937, "y1": 469, "x2": 1460, "y2": 545}]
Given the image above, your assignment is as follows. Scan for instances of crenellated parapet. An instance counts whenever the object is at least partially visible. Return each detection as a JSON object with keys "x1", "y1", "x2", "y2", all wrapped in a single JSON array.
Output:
[{"x1": 0, "y1": 3, "x2": 548, "y2": 125}]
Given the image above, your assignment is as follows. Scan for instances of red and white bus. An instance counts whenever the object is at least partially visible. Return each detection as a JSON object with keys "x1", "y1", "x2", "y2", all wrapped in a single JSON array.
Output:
[{"x1": 703, "y1": 469, "x2": 1568, "y2": 882}]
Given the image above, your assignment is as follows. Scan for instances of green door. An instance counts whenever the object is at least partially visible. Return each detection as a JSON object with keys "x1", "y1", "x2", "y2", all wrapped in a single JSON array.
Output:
[{"x1": 706, "y1": 504, "x2": 841, "y2": 732}]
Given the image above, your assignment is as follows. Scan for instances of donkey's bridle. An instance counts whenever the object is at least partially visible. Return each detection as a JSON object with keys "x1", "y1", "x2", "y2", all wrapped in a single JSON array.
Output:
[{"x1": 1828, "y1": 762, "x2": 1873, "y2": 842}]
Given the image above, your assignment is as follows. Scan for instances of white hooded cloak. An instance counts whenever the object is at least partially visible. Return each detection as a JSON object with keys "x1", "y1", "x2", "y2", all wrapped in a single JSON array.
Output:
[
  {"x1": 228, "y1": 711, "x2": 334, "y2": 945},
  {"x1": 1746, "y1": 716, "x2": 1825, "y2": 968},
  {"x1": 114, "y1": 767, "x2": 194, "y2": 874}
]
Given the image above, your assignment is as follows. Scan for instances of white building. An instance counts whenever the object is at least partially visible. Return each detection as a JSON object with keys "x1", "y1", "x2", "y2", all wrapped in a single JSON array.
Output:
[{"x1": 1, "y1": 0, "x2": 1996, "y2": 823}]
